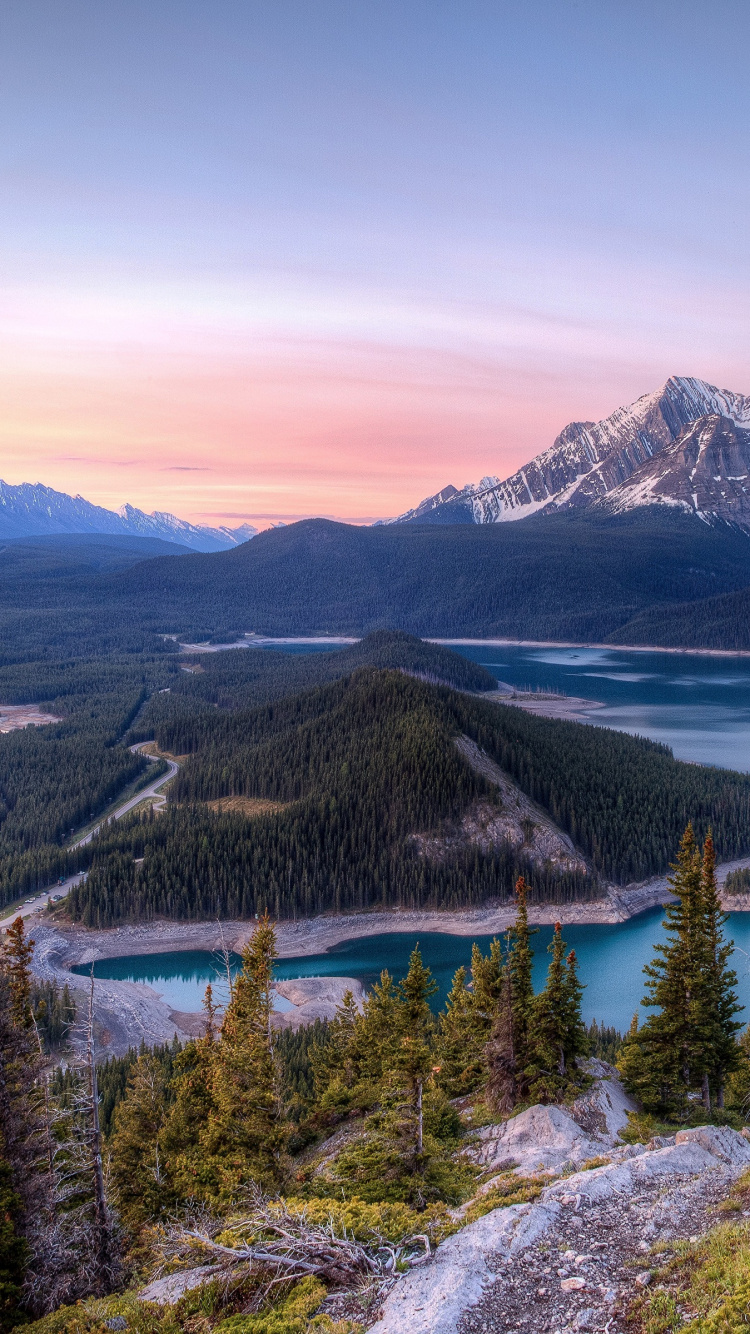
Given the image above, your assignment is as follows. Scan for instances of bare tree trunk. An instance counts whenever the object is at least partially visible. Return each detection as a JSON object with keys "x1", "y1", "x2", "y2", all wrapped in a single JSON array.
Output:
[{"x1": 701, "y1": 1071, "x2": 711, "y2": 1112}]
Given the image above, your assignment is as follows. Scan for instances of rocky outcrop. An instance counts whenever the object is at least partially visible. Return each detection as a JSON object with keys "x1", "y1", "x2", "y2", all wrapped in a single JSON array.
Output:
[
  {"x1": 273, "y1": 977, "x2": 365, "y2": 1029},
  {"x1": 367, "y1": 1119, "x2": 750, "y2": 1334},
  {"x1": 412, "y1": 737, "x2": 588, "y2": 876}
]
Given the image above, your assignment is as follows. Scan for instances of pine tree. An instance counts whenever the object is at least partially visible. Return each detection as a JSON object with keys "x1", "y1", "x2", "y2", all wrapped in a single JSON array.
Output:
[
  {"x1": 485, "y1": 961, "x2": 517, "y2": 1113},
  {"x1": 395, "y1": 944, "x2": 438, "y2": 1156},
  {"x1": 485, "y1": 877, "x2": 538, "y2": 1111},
  {"x1": 437, "y1": 966, "x2": 484, "y2": 1096},
  {"x1": 507, "y1": 876, "x2": 536, "y2": 1080},
  {"x1": 3, "y1": 918, "x2": 34, "y2": 1029},
  {"x1": 693, "y1": 832, "x2": 742, "y2": 1109},
  {"x1": 726, "y1": 1025, "x2": 750, "y2": 1116},
  {"x1": 618, "y1": 825, "x2": 740, "y2": 1116},
  {"x1": 528, "y1": 923, "x2": 570, "y2": 1102},
  {"x1": 311, "y1": 989, "x2": 363, "y2": 1116},
  {"x1": 562, "y1": 949, "x2": 589, "y2": 1070},
  {"x1": 470, "y1": 938, "x2": 503, "y2": 1028},
  {"x1": 161, "y1": 1034, "x2": 217, "y2": 1203},
  {"x1": 201, "y1": 914, "x2": 289, "y2": 1201},
  {"x1": 109, "y1": 1054, "x2": 173, "y2": 1230}
]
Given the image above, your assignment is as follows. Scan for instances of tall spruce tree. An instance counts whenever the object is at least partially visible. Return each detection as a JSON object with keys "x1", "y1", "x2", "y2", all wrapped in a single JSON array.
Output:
[
  {"x1": 395, "y1": 944, "x2": 438, "y2": 1155},
  {"x1": 485, "y1": 877, "x2": 537, "y2": 1110},
  {"x1": 619, "y1": 825, "x2": 741, "y2": 1116},
  {"x1": 109, "y1": 1054, "x2": 173, "y2": 1230},
  {"x1": 201, "y1": 914, "x2": 289, "y2": 1201},
  {"x1": 529, "y1": 923, "x2": 569, "y2": 1101},
  {"x1": 693, "y1": 833, "x2": 741, "y2": 1109},
  {"x1": 437, "y1": 966, "x2": 482, "y2": 1096}
]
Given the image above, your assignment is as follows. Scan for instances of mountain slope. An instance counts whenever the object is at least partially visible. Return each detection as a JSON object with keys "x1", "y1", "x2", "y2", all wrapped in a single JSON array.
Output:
[
  {"x1": 392, "y1": 377, "x2": 750, "y2": 526},
  {"x1": 0, "y1": 479, "x2": 257, "y2": 551},
  {"x1": 597, "y1": 414, "x2": 750, "y2": 527},
  {"x1": 101, "y1": 510, "x2": 750, "y2": 643}
]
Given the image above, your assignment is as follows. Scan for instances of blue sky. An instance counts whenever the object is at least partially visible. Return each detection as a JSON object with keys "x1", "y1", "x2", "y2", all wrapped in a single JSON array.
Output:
[{"x1": 0, "y1": 1, "x2": 748, "y2": 524}]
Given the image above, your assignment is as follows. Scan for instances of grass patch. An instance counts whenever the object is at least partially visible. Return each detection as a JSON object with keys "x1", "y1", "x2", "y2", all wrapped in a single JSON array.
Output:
[
  {"x1": 460, "y1": 1174, "x2": 544, "y2": 1226},
  {"x1": 629, "y1": 1203, "x2": 750, "y2": 1332}
]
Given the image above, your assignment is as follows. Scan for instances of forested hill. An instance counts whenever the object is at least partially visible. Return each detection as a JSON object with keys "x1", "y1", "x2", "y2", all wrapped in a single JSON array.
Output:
[
  {"x1": 70, "y1": 669, "x2": 750, "y2": 926},
  {"x1": 4, "y1": 510, "x2": 750, "y2": 655},
  {"x1": 608, "y1": 583, "x2": 750, "y2": 651},
  {"x1": 132, "y1": 629, "x2": 497, "y2": 740},
  {"x1": 103, "y1": 509, "x2": 750, "y2": 644}
]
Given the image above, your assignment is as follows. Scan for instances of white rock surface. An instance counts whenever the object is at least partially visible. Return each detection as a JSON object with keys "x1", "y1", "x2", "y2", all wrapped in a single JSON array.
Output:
[
  {"x1": 366, "y1": 1121, "x2": 750, "y2": 1334},
  {"x1": 140, "y1": 1267, "x2": 220, "y2": 1305}
]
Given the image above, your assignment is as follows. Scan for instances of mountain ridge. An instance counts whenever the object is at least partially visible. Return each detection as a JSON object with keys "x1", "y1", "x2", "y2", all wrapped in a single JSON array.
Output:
[
  {"x1": 391, "y1": 376, "x2": 750, "y2": 529},
  {"x1": 0, "y1": 479, "x2": 257, "y2": 552}
]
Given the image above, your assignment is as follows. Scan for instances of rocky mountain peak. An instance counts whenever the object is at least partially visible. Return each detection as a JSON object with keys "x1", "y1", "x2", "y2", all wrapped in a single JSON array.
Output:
[{"x1": 389, "y1": 376, "x2": 750, "y2": 528}]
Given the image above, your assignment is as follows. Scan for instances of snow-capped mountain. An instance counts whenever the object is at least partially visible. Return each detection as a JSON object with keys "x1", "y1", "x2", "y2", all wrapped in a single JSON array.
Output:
[
  {"x1": 0, "y1": 481, "x2": 257, "y2": 551},
  {"x1": 390, "y1": 377, "x2": 750, "y2": 526},
  {"x1": 597, "y1": 415, "x2": 750, "y2": 527}
]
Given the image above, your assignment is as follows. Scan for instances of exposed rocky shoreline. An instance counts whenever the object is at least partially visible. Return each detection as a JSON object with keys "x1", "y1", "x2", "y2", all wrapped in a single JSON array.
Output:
[{"x1": 24, "y1": 850, "x2": 750, "y2": 1056}]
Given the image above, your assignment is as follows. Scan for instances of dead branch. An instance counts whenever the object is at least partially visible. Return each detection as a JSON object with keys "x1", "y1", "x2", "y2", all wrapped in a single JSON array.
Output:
[{"x1": 158, "y1": 1192, "x2": 431, "y2": 1290}]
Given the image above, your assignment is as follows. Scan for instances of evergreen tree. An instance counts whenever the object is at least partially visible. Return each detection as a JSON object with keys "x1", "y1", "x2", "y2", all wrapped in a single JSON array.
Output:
[
  {"x1": 200, "y1": 914, "x2": 289, "y2": 1201},
  {"x1": 3, "y1": 918, "x2": 34, "y2": 1029},
  {"x1": 470, "y1": 939, "x2": 503, "y2": 1028},
  {"x1": 399, "y1": 945, "x2": 437, "y2": 1103},
  {"x1": 528, "y1": 923, "x2": 570, "y2": 1102},
  {"x1": 693, "y1": 833, "x2": 742, "y2": 1109},
  {"x1": 485, "y1": 961, "x2": 517, "y2": 1113},
  {"x1": 726, "y1": 1025, "x2": 750, "y2": 1116},
  {"x1": 311, "y1": 990, "x2": 362, "y2": 1117},
  {"x1": 562, "y1": 950, "x2": 589, "y2": 1070},
  {"x1": 619, "y1": 825, "x2": 741, "y2": 1116},
  {"x1": 507, "y1": 877, "x2": 536, "y2": 1080},
  {"x1": 485, "y1": 878, "x2": 537, "y2": 1110},
  {"x1": 161, "y1": 1035, "x2": 217, "y2": 1203},
  {"x1": 109, "y1": 1054, "x2": 173, "y2": 1230},
  {"x1": 437, "y1": 966, "x2": 483, "y2": 1096}
]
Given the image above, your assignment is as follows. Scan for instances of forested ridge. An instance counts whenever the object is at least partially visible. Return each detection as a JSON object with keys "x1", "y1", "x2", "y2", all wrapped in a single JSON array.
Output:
[
  {"x1": 129, "y1": 628, "x2": 496, "y2": 742},
  {"x1": 609, "y1": 582, "x2": 750, "y2": 651},
  {"x1": 3, "y1": 512, "x2": 750, "y2": 651},
  {"x1": 0, "y1": 633, "x2": 494, "y2": 909},
  {"x1": 69, "y1": 668, "x2": 750, "y2": 926}
]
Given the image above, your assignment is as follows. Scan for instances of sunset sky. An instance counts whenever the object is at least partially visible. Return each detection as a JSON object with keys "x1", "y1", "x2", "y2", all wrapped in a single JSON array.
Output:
[{"x1": 1, "y1": 1, "x2": 749, "y2": 527}]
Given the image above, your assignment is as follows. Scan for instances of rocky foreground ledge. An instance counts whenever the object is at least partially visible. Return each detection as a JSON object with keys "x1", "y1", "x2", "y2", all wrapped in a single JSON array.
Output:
[{"x1": 365, "y1": 1066, "x2": 750, "y2": 1334}]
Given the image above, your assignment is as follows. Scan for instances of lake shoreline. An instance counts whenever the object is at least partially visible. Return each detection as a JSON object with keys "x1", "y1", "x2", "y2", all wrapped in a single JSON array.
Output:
[
  {"x1": 34, "y1": 845, "x2": 750, "y2": 969},
  {"x1": 432, "y1": 637, "x2": 750, "y2": 659},
  {"x1": 27, "y1": 847, "x2": 750, "y2": 1055}
]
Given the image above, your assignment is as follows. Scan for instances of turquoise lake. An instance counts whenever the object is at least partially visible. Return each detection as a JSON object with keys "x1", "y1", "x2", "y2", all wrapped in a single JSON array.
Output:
[
  {"x1": 79, "y1": 912, "x2": 750, "y2": 1035},
  {"x1": 79, "y1": 642, "x2": 750, "y2": 1032}
]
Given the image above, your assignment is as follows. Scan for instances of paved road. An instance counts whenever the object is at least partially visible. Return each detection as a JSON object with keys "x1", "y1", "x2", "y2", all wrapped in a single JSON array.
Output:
[
  {"x1": 0, "y1": 745, "x2": 180, "y2": 927},
  {"x1": 71, "y1": 745, "x2": 180, "y2": 848}
]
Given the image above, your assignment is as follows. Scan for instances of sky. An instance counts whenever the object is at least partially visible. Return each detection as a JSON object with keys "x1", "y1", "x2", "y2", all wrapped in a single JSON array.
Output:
[{"x1": 1, "y1": 1, "x2": 749, "y2": 529}]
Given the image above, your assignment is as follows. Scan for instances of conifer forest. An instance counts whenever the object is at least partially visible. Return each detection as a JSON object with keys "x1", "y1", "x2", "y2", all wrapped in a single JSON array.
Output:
[{"x1": 4, "y1": 629, "x2": 750, "y2": 1331}]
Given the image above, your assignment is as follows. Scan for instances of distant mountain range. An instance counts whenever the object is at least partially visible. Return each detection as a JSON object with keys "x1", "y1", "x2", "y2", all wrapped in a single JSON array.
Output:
[
  {"x1": 0, "y1": 480, "x2": 257, "y2": 552},
  {"x1": 390, "y1": 376, "x2": 750, "y2": 530}
]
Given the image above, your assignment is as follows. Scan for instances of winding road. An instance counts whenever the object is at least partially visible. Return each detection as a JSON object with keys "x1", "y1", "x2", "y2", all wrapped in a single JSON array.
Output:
[{"x1": 0, "y1": 744, "x2": 180, "y2": 924}]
